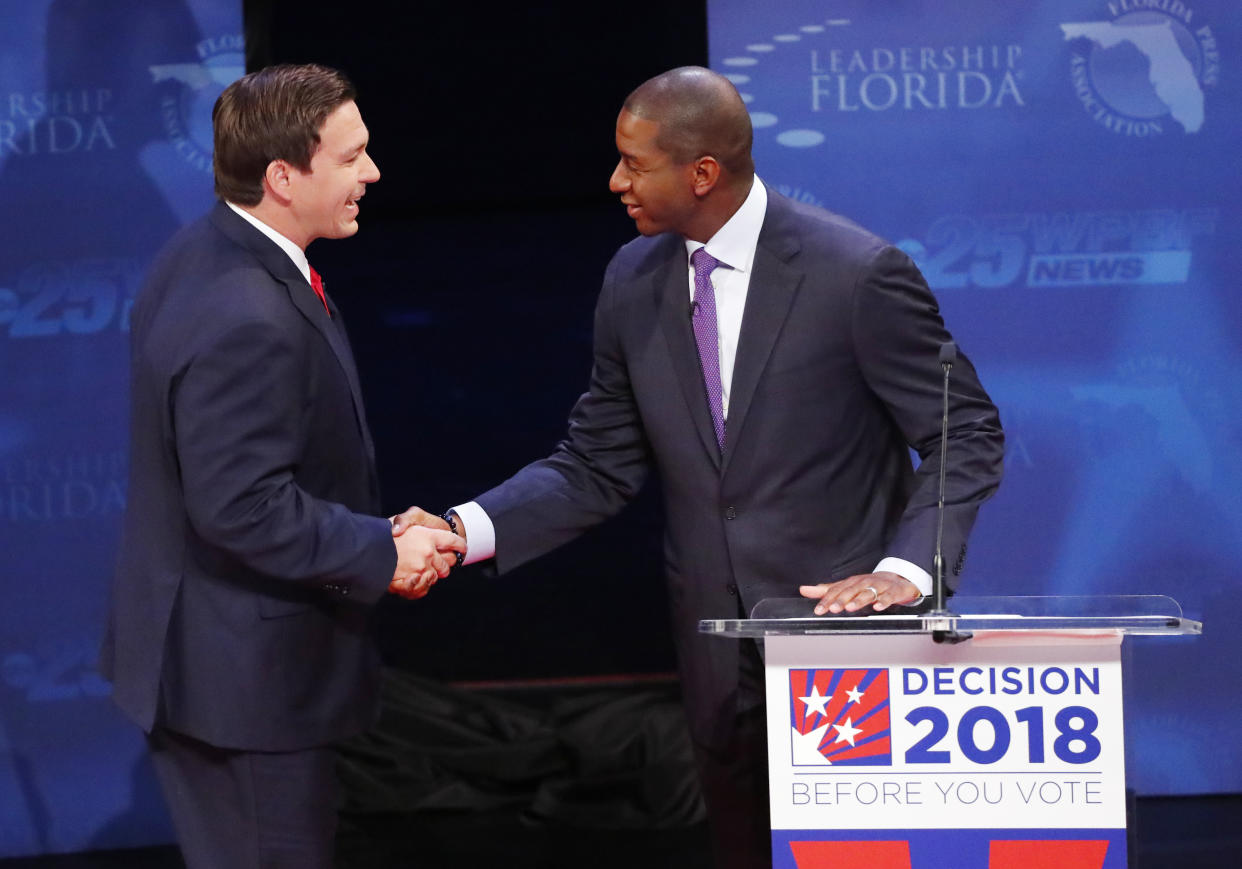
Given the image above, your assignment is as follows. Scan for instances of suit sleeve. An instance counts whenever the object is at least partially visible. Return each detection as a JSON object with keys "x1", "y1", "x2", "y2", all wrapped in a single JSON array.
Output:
[
  {"x1": 850, "y1": 244, "x2": 1005, "y2": 584},
  {"x1": 475, "y1": 254, "x2": 653, "y2": 573},
  {"x1": 172, "y1": 317, "x2": 395, "y2": 601}
]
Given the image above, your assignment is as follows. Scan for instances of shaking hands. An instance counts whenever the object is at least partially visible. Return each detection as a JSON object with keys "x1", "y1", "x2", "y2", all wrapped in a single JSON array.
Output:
[{"x1": 387, "y1": 506, "x2": 466, "y2": 600}]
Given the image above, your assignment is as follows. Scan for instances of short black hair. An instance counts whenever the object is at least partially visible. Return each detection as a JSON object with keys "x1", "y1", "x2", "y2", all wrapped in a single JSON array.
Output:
[{"x1": 623, "y1": 66, "x2": 754, "y2": 176}]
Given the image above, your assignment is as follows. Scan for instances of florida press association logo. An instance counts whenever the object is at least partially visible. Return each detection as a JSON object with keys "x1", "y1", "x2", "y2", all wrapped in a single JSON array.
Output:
[
  {"x1": 1071, "y1": 354, "x2": 1217, "y2": 494},
  {"x1": 150, "y1": 34, "x2": 244, "y2": 172},
  {"x1": 789, "y1": 668, "x2": 892, "y2": 766},
  {"x1": 1060, "y1": 2, "x2": 1220, "y2": 136}
]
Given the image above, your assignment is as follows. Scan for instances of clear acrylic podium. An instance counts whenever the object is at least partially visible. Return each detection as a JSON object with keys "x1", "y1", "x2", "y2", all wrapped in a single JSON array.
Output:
[
  {"x1": 701, "y1": 594, "x2": 1201, "y2": 638},
  {"x1": 699, "y1": 596, "x2": 1201, "y2": 869}
]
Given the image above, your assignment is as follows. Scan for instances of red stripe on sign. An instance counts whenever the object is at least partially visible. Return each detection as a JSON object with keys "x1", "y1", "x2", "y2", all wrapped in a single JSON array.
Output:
[
  {"x1": 789, "y1": 840, "x2": 911, "y2": 868},
  {"x1": 989, "y1": 839, "x2": 1109, "y2": 868}
]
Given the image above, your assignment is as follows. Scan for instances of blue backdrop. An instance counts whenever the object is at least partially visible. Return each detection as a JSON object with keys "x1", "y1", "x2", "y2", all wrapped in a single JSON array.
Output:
[
  {"x1": 707, "y1": 0, "x2": 1240, "y2": 795},
  {"x1": 1, "y1": 0, "x2": 1237, "y2": 858},
  {"x1": 0, "y1": 0, "x2": 241, "y2": 856}
]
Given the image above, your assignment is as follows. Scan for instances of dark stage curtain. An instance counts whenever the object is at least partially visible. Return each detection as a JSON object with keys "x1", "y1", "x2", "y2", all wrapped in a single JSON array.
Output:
[{"x1": 338, "y1": 671, "x2": 705, "y2": 830}]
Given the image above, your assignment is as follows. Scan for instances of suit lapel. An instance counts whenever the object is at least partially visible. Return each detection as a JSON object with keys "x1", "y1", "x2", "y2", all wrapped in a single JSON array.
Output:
[
  {"x1": 656, "y1": 245, "x2": 722, "y2": 469},
  {"x1": 722, "y1": 195, "x2": 802, "y2": 475},
  {"x1": 209, "y1": 204, "x2": 376, "y2": 462},
  {"x1": 320, "y1": 289, "x2": 378, "y2": 464}
]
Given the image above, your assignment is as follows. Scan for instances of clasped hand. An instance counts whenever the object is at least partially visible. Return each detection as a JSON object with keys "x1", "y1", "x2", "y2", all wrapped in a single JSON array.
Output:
[{"x1": 387, "y1": 506, "x2": 465, "y2": 600}]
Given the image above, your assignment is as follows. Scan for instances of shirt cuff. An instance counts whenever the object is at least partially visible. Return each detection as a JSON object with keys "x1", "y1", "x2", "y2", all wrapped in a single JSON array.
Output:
[
  {"x1": 450, "y1": 501, "x2": 496, "y2": 566},
  {"x1": 874, "y1": 557, "x2": 933, "y2": 598}
]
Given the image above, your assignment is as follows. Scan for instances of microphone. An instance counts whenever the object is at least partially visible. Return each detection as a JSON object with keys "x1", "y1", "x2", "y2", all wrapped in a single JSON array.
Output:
[
  {"x1": 939, "y1": 341, "x2": 957, "y2": 368},
  {"x1": 689, "y1": 299, "x2": 699, "y2": 318},
  {"x1": 931, "y1": 341, "x2": 969, "y2": 644}
]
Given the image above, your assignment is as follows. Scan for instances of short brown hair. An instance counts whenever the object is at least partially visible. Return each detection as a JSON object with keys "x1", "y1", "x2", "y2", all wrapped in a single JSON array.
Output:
[{"x1": 212, "y1": 64, "x2": 356, "y2": 206}]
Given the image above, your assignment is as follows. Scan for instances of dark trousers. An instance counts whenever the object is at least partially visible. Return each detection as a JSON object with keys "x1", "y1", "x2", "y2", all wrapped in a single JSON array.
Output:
[
  {"x1": 147, "y1": 726, "x2": 339, "y2": 869},
  {"x1": 692, "y1": 637, "x2": 772, "y2": 869}
]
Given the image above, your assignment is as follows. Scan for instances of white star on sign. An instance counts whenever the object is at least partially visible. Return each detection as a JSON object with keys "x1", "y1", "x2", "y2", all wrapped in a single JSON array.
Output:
[
  {"x1": 845, "y1": 685, "x2": 865, "y2": 705},
  {"x1": 791, "y1": 723, "x2": 833, "y2": 766},
  {"x1": 798, "y1": 685, "x2": 832, "y2": 717},
  {"x1": 832, "y1": 716, "x2": 864, "y2": 747}
]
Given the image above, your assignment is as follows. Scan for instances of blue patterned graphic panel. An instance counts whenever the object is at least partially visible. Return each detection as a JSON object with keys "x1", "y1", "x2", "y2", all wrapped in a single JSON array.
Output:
[{"x1": 708, "y1": 0, "x2": 1242, "y2": 796}]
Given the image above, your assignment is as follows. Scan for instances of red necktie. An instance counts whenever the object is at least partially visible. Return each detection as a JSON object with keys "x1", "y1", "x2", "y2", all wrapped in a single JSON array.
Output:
[{"x1": 309, "y1": 267, "x2": 331, "y2": 316}]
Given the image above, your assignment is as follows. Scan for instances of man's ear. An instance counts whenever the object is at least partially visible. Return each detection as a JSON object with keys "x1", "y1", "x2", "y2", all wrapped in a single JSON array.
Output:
[
  {"x1": 691, "y1": 155, "x2": 722, "y2": 197},
  {"x1": 263, "y1": 159, "x2": 294, "y2": 205}
]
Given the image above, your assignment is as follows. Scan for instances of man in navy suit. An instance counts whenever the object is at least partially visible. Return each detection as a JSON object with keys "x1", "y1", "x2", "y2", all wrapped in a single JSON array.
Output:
[
  {"x1": 101, "y1": 64, "x2": 464, "y2": 868},
  {"x1": 398, "y1": 66, "x2": 1004, "y2": 867}
]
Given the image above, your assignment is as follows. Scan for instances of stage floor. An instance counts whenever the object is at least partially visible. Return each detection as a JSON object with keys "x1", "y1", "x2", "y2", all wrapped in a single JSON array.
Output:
[{"x1": 1, "y1": 795, "x2": 1238, "y2": 868}]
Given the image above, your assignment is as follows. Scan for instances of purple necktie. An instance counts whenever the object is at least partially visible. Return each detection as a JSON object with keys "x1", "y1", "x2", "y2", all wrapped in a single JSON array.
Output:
[{"x1": 691, "y1": 248, "x2": 726, "y2": 450}]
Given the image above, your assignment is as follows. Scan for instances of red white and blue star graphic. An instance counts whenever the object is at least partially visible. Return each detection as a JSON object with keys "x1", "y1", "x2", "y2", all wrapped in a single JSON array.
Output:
[{"x1": 789, "y1": 668, "x2": 892, "y2": 765}]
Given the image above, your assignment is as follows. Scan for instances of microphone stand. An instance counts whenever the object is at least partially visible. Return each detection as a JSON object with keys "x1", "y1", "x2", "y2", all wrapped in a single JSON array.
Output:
[{"x1": 930, "y1": 342, "x2": 971, "y2": 644}]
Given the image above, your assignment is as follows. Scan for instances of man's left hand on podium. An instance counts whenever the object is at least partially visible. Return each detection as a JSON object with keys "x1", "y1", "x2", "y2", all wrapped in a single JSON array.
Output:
[{"x1": 799, "y1": 571, "x2": 922, "y2": 615}]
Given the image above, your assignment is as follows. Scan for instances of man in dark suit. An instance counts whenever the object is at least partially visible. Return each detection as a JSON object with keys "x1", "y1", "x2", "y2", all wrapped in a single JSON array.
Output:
[
  {"x1": 101, "y1": 64, "x2": 464, "y2": 869},
  {"x1": 397, "y1": 66, "x2": 1004, "y2": 867}
]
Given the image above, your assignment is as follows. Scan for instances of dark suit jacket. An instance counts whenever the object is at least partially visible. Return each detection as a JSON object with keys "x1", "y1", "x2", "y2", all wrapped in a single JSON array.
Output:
[
  {"x1": 101, "y1": 202, "x2": 396, "y2": 752},
  {"x1": 476, "y1": 188, "x2": 1004, "y2": 748}
]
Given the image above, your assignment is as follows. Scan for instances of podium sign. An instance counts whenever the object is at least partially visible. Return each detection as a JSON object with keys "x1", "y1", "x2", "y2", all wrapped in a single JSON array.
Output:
[
  {"x1": 701, "y1": 596, "x2": 1200, "y2": 869},
  {"x1": 766, "y1": 633, "x2": 1125, "y2": 868}
]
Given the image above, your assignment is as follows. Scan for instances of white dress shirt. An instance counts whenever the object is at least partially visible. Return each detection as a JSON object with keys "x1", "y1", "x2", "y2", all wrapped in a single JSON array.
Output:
[
  {"x1": 226, "y1": 201, "x2": 314, "y2": 287},
  {"x1": 452, "y1": 179, "x2": 931, "y2": 598}
]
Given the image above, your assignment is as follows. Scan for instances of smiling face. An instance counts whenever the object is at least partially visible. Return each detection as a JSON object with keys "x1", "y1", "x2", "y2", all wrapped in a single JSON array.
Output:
[
  {"x1": 286, "y1": 100, "x2": 380, "y2": 246},
  {"x1": 608, "y1": 110, "x2": 698, "y2": 237}
]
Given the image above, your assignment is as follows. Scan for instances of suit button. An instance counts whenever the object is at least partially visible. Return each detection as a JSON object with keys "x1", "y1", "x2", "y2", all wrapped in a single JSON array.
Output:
[
  {"x1": 725, "y1": 506, "x2": 737, "y2": 519},
  {"x1": 726, "y1": 583, "x2": 738, "y2": 596}
]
